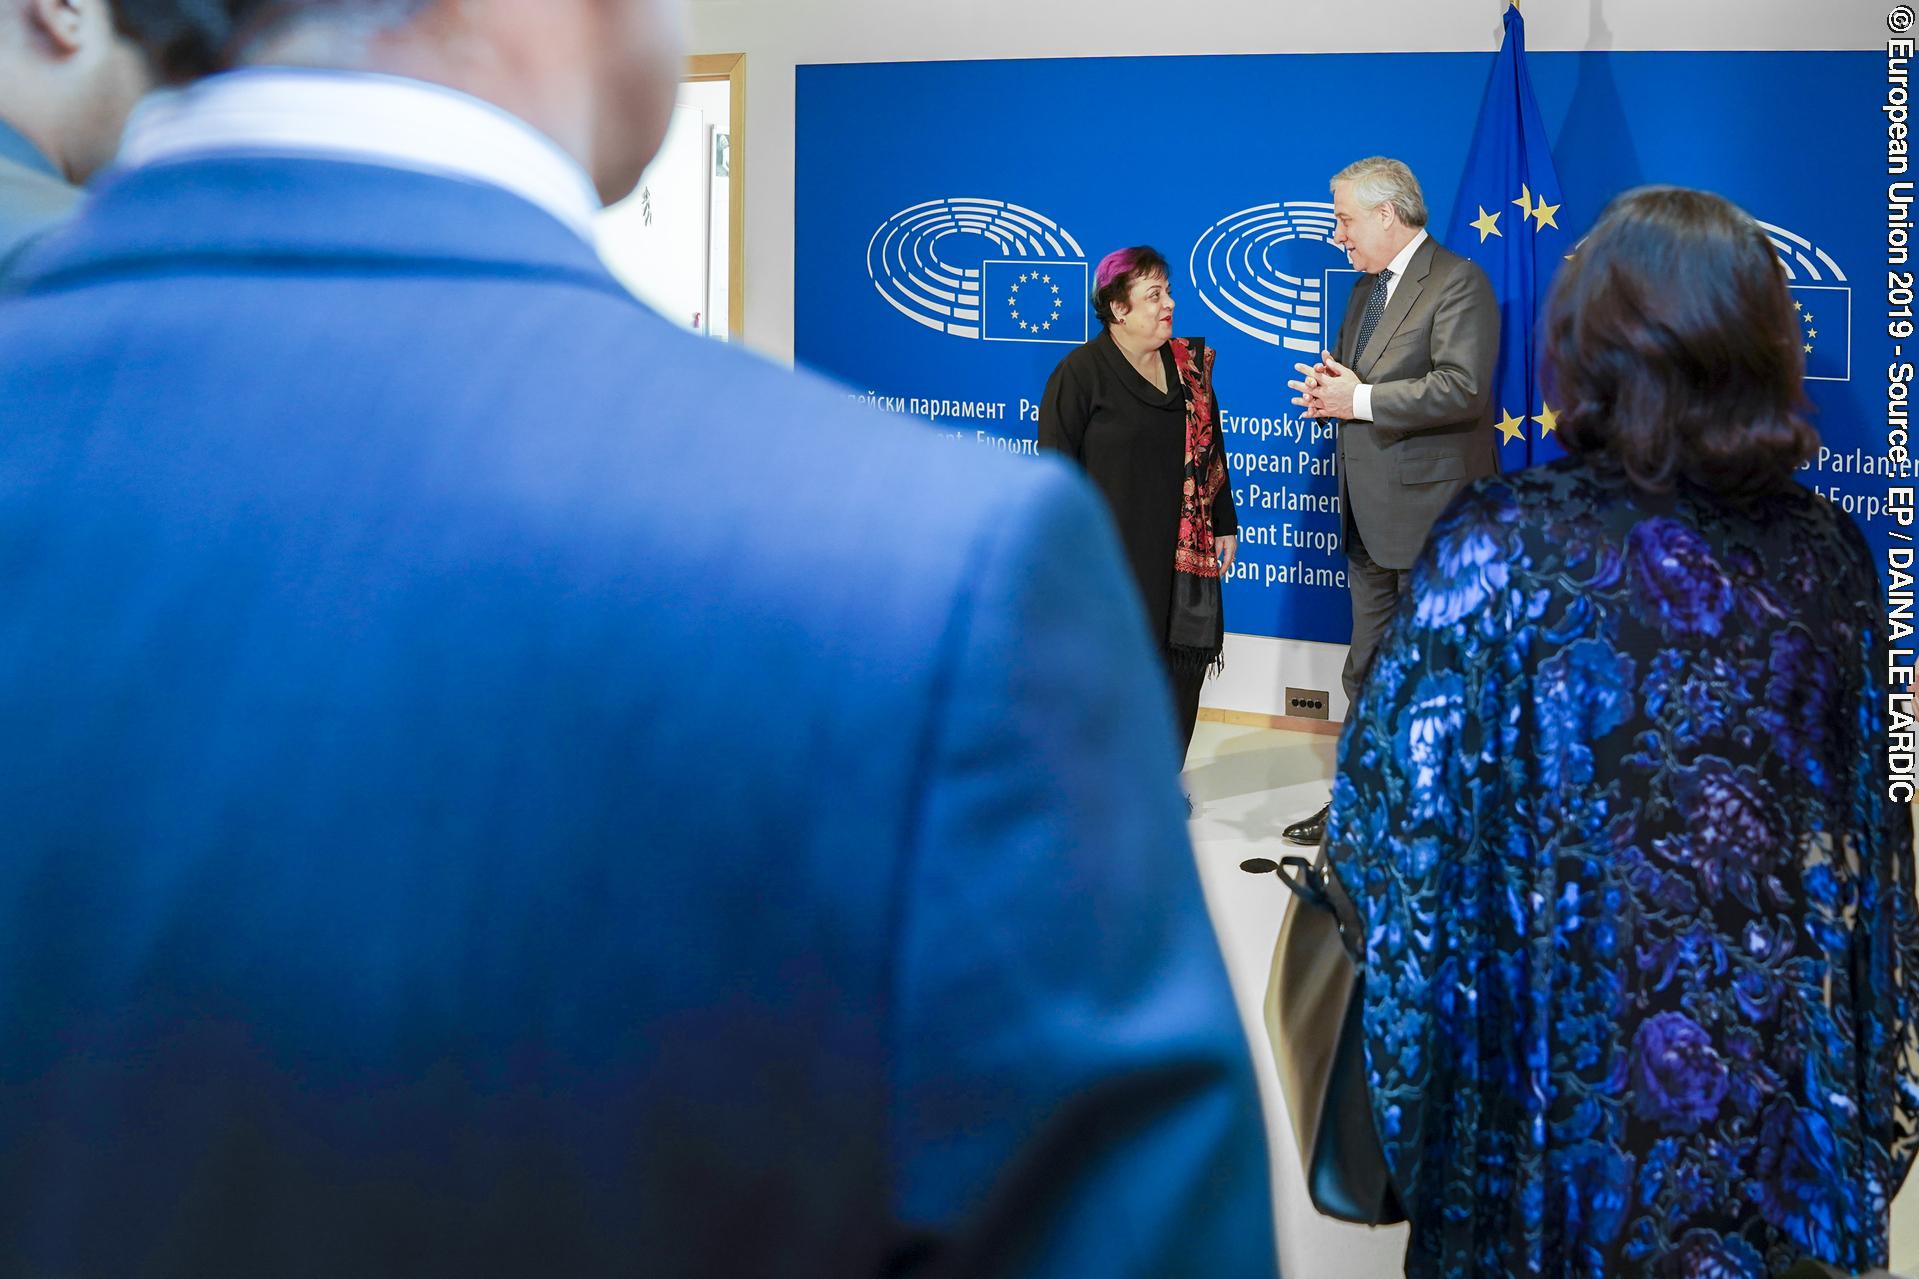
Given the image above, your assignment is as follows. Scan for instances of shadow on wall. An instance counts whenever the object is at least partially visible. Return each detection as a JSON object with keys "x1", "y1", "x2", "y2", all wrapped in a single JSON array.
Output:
[{"x1": 1552, "y1": 0, "x2": 1645, "y2": 226}]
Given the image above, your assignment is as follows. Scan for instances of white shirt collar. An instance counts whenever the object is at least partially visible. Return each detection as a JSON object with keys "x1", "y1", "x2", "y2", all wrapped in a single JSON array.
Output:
[
  {"x1": 1348, "y1": 227, "x2": 1432, "y2": 418},
  {"x1": 1380, "y1": 228, "x2": 1429, "y2": 286},
  {"x1": 119, "y1": 68, "x2": 602, "y2": 240}
]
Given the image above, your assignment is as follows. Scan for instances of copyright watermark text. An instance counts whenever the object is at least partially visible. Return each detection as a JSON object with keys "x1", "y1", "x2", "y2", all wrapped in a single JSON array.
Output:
[{"x1": 1887, "y1": 23, "x2": 1919, "y2": 799}]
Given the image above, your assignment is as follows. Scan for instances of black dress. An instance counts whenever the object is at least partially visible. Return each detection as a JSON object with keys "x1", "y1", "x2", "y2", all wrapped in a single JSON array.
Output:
[{"x1": 1038, "y1": 330, "x2": 1237, "y2": 753}]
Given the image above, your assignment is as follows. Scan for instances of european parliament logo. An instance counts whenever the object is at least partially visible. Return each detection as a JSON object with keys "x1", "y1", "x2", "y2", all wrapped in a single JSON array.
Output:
[
  {"x1": 866, "y1": 197, "x2": 1088, "y2": 343},
  {"x1": 1759, "y1": 219, "x2": 1851, "y2": 382},
  {"x1": 1188, "y1": 201, "x2": 1358, "y2": 355}
]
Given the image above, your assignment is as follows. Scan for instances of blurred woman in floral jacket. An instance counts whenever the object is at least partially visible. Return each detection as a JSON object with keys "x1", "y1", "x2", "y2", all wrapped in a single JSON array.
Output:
[{"x1": 1325, "y1": 185, "x2": 1919, "y2": 1278}]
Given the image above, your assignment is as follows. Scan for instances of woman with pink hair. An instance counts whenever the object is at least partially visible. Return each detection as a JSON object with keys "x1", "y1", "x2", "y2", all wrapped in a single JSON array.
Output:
[{"x1": 1039, "y1": 245, "x2": 1239, "y2": 765}]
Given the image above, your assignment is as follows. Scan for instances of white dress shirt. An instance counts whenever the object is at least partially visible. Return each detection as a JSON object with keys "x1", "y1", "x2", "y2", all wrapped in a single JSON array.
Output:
[
  {"x1": 1351, "y1": 227, "x2": 1430, "y2": 423},
  {"x1": 119, "y1": 68, "x2": 602, "y2": 241}
]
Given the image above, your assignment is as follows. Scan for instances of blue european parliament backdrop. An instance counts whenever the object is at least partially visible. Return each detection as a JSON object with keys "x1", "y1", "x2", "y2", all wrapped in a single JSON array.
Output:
[{"x1": 796, "y1": 51, "x2": 1884, "y2": 645}]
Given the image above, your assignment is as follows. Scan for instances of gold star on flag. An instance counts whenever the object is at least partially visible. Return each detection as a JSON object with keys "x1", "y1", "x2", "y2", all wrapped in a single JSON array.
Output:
[
  {"x1": 1010, "y1": 311, "x2": 1020, "y2": 321},
  {"x1": 1471, "y1": 205, "x2": 1503, "y2": 242},
  {"x1": 1051, "y1": 284, "x2": 1060, "y2": 294},
  {"x1": 1020, "y1": 272, "x2": 1031, "y2": 283},
  {"x1": 1513, "y1": 184, "x2": 1532, "y2": 215},
  {"x1": 1494, "y1": 408, "x2": 1526, "y2": 444},
  {"x1": 1809, "y1": 329, "x2": 1818, "y2": 339},
  {"x1": 1533, "y1": 402, "x2": 1559, "y2": 437},
  {"x1": 1804, "y1": 313, "x2": 1815, "y2": 324},
  {"x1": 1042, "y1": 274, "x2": 1051, "y2": 284},
  {"x1": 1530, "y1": 194, "x2": 1561, "y2": 230},
  {"x1": 1805, "y1": 343, "x2": 1814, "y2": 353}
]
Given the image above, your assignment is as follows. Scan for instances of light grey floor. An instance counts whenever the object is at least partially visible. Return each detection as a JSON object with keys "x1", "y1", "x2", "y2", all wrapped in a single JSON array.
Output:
[{"x1": 1183, "y1": 719, "x2": 1409, "y2": 1277}]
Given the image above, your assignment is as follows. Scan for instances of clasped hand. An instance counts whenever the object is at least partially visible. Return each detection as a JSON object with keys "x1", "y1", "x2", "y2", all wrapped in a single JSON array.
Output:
[{"x1": 1287, "y1": 349, "x2": 1359, "y2": 420}]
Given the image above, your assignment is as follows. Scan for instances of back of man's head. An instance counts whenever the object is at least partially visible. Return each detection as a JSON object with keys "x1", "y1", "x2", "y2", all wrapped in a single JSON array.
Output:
[
  {"x1": 110, "y1": 0, "x2": 427, "y2": 82},
  {"x1": 107, "y1": 0, "x2": 685, "y2": 203},
  {"x1": 0, "y1": 0, "x2": 156, "y2": 183}
]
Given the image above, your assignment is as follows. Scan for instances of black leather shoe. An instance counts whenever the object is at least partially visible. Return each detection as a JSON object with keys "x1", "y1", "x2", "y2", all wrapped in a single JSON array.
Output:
[{"x1": 1282, "y1": 801, "x2": 1330, "y2": 846}]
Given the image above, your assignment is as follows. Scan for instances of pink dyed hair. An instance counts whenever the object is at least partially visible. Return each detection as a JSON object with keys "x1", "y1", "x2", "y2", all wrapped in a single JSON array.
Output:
[{"x1": 1094, "y1": 248, "x2": 1144, "y2": 293}]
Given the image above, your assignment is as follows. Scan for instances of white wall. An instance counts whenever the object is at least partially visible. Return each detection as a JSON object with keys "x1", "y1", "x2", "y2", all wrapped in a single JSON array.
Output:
[
  {"x1": 688, "y1": 0, "x2": 1886, "y2": 727},
  {"x1": 599, "y1": 80, "x2": 733, "y2": 337}
]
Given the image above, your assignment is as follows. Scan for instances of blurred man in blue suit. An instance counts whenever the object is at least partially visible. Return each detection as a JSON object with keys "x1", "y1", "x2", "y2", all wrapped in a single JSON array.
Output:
[{"x1": 0, "y1": 1, "x2": 1276, "y2": 1276}]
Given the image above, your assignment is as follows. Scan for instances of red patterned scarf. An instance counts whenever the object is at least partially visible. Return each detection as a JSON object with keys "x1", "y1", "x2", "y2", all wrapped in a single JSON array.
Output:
[{"x1": 1168, "y1": 337, "x2": 1226, "y2": 673}]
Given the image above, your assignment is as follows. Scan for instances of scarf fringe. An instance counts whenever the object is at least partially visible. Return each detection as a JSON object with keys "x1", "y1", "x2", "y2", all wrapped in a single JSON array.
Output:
[{"x1": 1168, "y1": 644, "x2": 1226, "y2": 678}]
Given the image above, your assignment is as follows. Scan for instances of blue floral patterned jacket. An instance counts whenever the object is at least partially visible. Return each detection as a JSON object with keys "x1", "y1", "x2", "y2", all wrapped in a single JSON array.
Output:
[{"x1": 1326, "y1": 459, "x2": 1919, "y2": 1278}]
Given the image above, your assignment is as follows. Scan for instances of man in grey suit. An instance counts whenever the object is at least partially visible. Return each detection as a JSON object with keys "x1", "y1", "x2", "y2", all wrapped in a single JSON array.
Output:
[
  {"x1": 1284, "y1": 156, "x2": 1499, "y2": 845},
  {"x1": 0, "y1": 0, "x2": 153, "y2": 273}
]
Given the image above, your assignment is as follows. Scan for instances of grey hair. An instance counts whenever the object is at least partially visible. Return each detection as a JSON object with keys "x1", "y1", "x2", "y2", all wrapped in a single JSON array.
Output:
[
  {"x1": 1330, "y1": 157, "x2": 1428, "y2": 229},
  {"x1": 238, "y1": 0, "x2": 434, "y2": 65}
]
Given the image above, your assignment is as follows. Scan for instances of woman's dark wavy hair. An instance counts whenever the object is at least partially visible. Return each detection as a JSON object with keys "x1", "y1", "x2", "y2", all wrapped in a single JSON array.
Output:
[
  {"x1": 110, "y1": 0, "x2": 432, "y2": 83},
  {"x1": 1542, "y1": 185, "x2": 1819, "y2": 500}
]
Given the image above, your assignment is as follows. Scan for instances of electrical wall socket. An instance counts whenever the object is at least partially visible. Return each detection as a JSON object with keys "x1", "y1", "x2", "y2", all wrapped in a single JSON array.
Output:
[{"x1": 1285, "y1": 687, "x2": 1331, "y2": 720}]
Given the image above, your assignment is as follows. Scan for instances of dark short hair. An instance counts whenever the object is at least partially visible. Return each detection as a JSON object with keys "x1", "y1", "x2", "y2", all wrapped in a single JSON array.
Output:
[
  {"x1": 1542, "y1": 185, "x2": 1818, "y2": 499},
  {"x1": 1092, "y1": 246, "x2": 1170, "y2": 327},
  {"x1": 109, "y1": 1, "x2": 432, "y2": 83},
  {"x1": 107, "y1": 0, "x2": 229, "y2": 81}
]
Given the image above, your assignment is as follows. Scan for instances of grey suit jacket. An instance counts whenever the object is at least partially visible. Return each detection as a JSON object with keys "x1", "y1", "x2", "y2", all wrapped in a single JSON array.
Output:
[
  {"x1": 0, "y1": 120, "x2": 79, "y2": 279},
  {"x1": 1334, "y1": 235, "x2": 1499, "y2": 570}
]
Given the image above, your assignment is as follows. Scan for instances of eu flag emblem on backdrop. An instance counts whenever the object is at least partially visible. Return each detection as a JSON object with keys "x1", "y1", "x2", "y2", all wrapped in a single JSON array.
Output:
[
  {"x1": 1792, "y1": 285, "x2": 1853, "y2": 382},
  {"x1": 981, "y1": 260, "x2": 1089, "y2": 344},
  {"x1": 1447, "y1": 2, "x2": 1567, "y2": 465}
]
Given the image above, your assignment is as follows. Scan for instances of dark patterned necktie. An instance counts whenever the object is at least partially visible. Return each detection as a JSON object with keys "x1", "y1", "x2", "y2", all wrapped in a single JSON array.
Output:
[{"x1": 1351, "y1": 268, "x2": 1395, "y2": 364}]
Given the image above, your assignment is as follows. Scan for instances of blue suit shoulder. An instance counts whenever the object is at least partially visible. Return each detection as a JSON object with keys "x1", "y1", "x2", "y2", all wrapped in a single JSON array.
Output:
[{"x1": 0, "y1": 161, "x2": 1278, "y2": 1278}]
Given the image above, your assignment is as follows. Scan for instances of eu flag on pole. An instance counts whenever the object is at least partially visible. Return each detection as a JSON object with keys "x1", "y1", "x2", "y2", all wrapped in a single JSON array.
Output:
[{"x1": 1447, "y1": 2, "x2": 1567, "y2": 465}]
